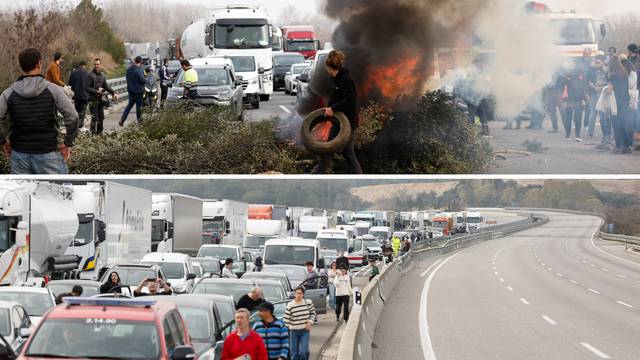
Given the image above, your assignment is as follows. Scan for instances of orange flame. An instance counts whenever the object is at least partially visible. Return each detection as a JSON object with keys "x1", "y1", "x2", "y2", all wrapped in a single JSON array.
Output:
[{"x1": 362, "y1": 55, "x2": 421, "y2": 104}]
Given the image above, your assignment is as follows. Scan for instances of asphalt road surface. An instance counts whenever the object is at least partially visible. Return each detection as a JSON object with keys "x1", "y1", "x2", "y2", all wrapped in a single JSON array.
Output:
[
  {"x1": 101, "y1": 91, "x2": 298, "y2": 132},
  {"x1": 374, "y1": 211, "x2": 640, "y2": 360},
  {"x1": 487, "y1": 120, "x2": 640, "y2": 174}
]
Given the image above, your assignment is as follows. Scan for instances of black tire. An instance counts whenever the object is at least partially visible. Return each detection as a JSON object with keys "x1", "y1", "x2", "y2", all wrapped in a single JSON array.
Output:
[
  {"x1": 259, "y1": 95, "x2": 270, "y2": 102},
  {"x1": 252, "y1": 102, "x2": 260, "y2": 110},
  {"x1": 301, "y1": 109, "x2": 352, "y2": 155}
]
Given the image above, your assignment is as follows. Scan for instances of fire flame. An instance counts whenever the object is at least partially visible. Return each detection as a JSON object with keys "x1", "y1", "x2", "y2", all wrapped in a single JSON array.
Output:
[{"x1": 361, "y1": 54, "x2": 421, "y2": 105}]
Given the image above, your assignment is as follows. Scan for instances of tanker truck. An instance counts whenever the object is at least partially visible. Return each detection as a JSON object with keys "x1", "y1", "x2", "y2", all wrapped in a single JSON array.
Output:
[{"x1": 0, "y1": 180, "x2": 79, "y2": 286}]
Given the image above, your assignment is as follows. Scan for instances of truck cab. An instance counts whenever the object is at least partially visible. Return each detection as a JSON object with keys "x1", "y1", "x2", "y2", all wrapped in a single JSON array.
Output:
[
  {"x1": 465, "y1": 212, "x2": 484, "y2": 232},
  {"x1": 315, "y1": 230, "x2": 350, "y2": 266},
  {"x1": 368, "y1": 226, "x2": 391, "y2": 242},
  {"x1": 282, "y1": 25, "x2": 319, "y2": 59},
  {"x1": 152, "y1": 194, "x2": 203, "y2": 255},
  {"x1": 298, "y1": 216, "x2": 330, "y2": 240},
  {"x1": 244, "y1": 219, "x2": 283, "y2": 258},
  {"x1": 354, "y1": 221, "x2": 371, "y2": 237}
]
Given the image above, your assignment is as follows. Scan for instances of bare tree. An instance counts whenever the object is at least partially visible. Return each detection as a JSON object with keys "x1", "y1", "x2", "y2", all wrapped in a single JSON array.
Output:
[{"x1": 603, "y1": 14, "x2": 640, "y2": 53}]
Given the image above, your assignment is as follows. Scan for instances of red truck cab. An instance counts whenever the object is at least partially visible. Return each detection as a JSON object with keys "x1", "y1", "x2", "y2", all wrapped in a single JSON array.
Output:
[
  {"x1": 13, "y1": 298, "x2": 195, "y2": 360},
  {"x1": 282, "y1": 25, "x2": 319, "y2": 59}
]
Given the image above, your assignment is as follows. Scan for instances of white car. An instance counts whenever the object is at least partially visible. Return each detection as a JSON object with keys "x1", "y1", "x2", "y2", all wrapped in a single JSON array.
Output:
[
  {"x1": 197, "y1": 244, "x2": 254, "y2": 277},
  {"x1": 141, "y1": 252, "x2": 197, "y2": 294},
  {"x1": 296, "y1": 67, "x2": 312, "y2": 100},
  {"x1": 0, "y1": 287, "x2": 55, "y2": 326},
  {"x1": 0, "y1": 301, "x2": 32, "y2": 353},
  {"x1": 285, "y1": 63, "x2": 311, "y2": 95}
]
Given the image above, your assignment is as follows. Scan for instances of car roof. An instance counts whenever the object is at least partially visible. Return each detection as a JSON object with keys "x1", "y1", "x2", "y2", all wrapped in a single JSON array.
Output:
[
  {"x1": 0, "y1": 300, "x2": 21, "y2": 309},
  {"x1": 46, "y1": 300, "x2": 176, "y2": 322},
  {"x1": 197, "y1": 278, "x2": 254, "y2": 285},
  {"x1": 142, "y1": 252, "x2": 190, "y2": 262},
  {"x1": 47, "y1": 280, "x2": 101, "y2": 286},
  {"x1": 200, "y1": 244, "x2": 239, "y2": 249},
  {"x1": 252, "y1": 279, "x2": 283, "y2": 287},
  {"x1": 146, "y1": 295, "x2": 215, "y2": 308},
  {"x1": 196, "y1": 294, "x2": 235, "y2": 303},
  {"x1": 242, "y1": 272, "x2": 287, "y2": 279},
  {"x1": 265, "y1": 237, "x2": 320, "y2": 247},
  {"x1": 0, "y1": 286, "x2": 52, "y2": 294},
  {"x1": 111, "y1": 263, "x2": 161, "y2": 269}
]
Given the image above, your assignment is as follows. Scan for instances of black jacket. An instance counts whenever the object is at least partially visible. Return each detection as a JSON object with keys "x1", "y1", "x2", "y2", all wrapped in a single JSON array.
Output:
[
  {"x1": 86, "y1": 69, "x2": 115, "y2": 101},
  {"x1": 69, "y1": 68, "x2": 89, "y2": 101},
  {"x1": 336, "y1": 255, "x2": 350, "y2": 270},
  {"x1": 0, "y1": 75, "x2": 78, "y2": 154},
  {"x1": 329, "y1": 69, "x2": 358, "y2": 130},
  {"x1": 126, "y1": 65, "x2": 146, "y2": 94}
]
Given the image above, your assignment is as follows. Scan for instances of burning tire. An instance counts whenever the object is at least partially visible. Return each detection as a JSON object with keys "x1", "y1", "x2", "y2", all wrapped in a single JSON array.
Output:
[{"x1": 301, "y1": 109, "x2": 352, "y2": 155}]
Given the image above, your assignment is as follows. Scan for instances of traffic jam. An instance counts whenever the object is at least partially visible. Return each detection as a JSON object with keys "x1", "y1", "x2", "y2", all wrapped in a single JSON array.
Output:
[{"x1": 0, "y1": 180, "x2": 487, "y2": 359}]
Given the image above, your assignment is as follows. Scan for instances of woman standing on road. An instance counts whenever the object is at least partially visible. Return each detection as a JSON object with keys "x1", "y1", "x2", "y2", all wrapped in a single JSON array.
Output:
[
  {"x1": 327, "y1": 262, "x2": 338, "y2": 309},
  {"x1": 284, "y1": 287, "x2": 316, "y2": 360},
  {"x1": 334, "y1": 266, "x2": 352, "y2": 323},
  {"x1": 312, "y1": 50, "x2": 363, "y2": 174},
  {"x1": 609, "y1": 56, "x2": 633, "y2": 154}
]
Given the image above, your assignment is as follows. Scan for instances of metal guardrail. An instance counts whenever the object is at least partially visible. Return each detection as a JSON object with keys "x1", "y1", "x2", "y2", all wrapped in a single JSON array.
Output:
[
  {"x1": 598, "y1": 232, "x2": 640, "y2": 247},
  {"x1": 107, "y1": 77, "x2": 128, "y2": 104},
  {"x1": 336, "y1": 212, "x2": 550, "y2": 360}
]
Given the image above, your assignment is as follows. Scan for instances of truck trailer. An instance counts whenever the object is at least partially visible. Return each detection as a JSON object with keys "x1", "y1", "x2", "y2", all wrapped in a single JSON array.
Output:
[{"x1": 152, "y1": 194, "x2": 203, "y2": 256}]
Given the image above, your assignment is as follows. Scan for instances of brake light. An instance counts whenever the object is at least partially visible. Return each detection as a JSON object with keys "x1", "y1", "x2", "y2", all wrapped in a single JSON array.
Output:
[
  {"x1": 43, "y1": 275, "x2": 50, "y2": 285},
  {"x1": 26, "y1": 234, "x2": 30, "y2": 247}
]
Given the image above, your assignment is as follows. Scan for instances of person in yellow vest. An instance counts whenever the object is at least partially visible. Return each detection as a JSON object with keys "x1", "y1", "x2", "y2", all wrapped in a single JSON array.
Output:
[
  {"x1": 391, "y1": 236, "x2": 401, "y2": 257},
  {"x1": 180, "y1": 60, "x2": 199, "y2": 100}
]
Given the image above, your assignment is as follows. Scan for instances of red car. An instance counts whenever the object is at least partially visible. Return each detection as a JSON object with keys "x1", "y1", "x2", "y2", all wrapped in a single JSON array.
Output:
[{"x1": 9, "y1": 298, "x2": 195, "y2": 360}]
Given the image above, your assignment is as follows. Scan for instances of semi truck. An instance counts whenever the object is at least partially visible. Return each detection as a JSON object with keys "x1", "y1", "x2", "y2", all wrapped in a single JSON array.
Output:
[
  {"x1": 249, "y1": 204, "x2": 287, "y2": 221},
  {"x1": 180, "y1": 5, "x2": 274, "y2": 101},
  {"x1": 298, "y1": 216, "x2": 336, "y2": 240},
  {"x1": 202, "y1": 199, "x2": 248, "y2": 246},
  {"x1": 244, "y1": 219, "x2": 287, "y2": 258},
  {"x1": 152, "y1": 194, "x2": 203, "y2": 255},
  {"x1": 281, "y1": 25, "x2": 319, "y2": 59},
  {"x1": 0, "y1": 181, "x2": 79, "y2": 286},
  {"x1": 64, "y1": 182, "x2": 152, "y2": 281}
]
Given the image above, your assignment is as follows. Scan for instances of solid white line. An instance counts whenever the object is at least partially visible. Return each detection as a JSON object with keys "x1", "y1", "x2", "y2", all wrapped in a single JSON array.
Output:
[
  {"x1": 588, "y1": 288, "x2": 600, "y2": 294},
  {"x1": 547, "y1": 267, "x2": 553, "y2": 271},
  {"x1": 601, "y1": 268, "x2": 609, "y2": 272},
  {"x1": 494, "y1": 271, "x2": 498, "y2": 275},
  {"x1": 590, "y1": 219, "x2": 640, "y2": 268},
  {"x1": 419, "y1": 250, "x2": 466, "y2": 360},
  {"x1": 420, "y1": 259, "x2": 443, "y2": 278},
  {"x1": 506, "y1": 286, "x2": 514, "y2": 292},
  {"x1": 556, "y1": 273, "x2": 563, "y2": 277},
  {"x1": 541, "y1": 315, "x2": 557, "y2": 325},
  {"x1": 590, "y1": 264, "x2": 596, "y2": 267},
  {"x1": 520, "y1": 298, "x2": 530, "y2": 305},
  {"x1": 617, "y1": 274, "x2": 627, "y2": 279},
  {"x1": 580, "y1": 342, "x2": 611, "y2": 359},
  {"x1": 541, "y1": 262, "x2": 545, "y2": 266},
  {"x1": 499, "y1": 278, "x2": 505, "y2": 282},
  {"x1": 279, "y1": 105, "x2": 292, "y2": 114},
  {"x1": 616, "y1": 300, "x2": 633, "y2": 308},
  {"x1": 569, "y1": 279, "x2": 578, "y2": 284}
]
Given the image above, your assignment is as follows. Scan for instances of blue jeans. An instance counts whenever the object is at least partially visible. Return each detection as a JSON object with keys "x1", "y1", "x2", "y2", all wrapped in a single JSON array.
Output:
[
  {"x1": 10, "y1": 150, "x2": 67, "y2": 174},
  {"x1": 121, "y1": 92, "x2": 144, "y2": 124},
  {"x1": 290, "y1": 329, "x2": 310, "y2": 360},
  {"x1": 328, "y1": 283, "x2": 336, "y2": 309}
]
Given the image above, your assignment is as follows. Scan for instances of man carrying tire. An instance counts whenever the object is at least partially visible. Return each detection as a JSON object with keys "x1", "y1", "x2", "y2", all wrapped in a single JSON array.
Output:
[{"x1": 311, "y1": 50, "x2": 363, "y2": 174}]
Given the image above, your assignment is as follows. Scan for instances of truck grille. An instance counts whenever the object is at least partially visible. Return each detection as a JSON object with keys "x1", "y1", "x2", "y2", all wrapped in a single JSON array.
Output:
[{"x1": 242, "y1": 81, "x2": 249, "y2": 90}]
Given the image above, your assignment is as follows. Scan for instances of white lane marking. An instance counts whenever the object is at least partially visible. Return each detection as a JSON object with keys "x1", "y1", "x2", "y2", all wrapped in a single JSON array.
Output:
[
  {"x1": 617, "y1": 274, "x2": 627, "y2": 279},
  {"x1": 520, "y1": 298, "x2": 530, "y2": 305},
  {"x1": 590, "y1": 220, "x2": 640, "y2": 268},
  {"x1": 588, "y1": 288, "x2": 600, "y2": 294},
  {"x1": 590, "y1": 264, "x2": 596, "y2": 267},
  {"x1": 547, "y1": 267, "x2": 553, "y2": 271},
  {"x1": 541, "y1": 315, "x2": 557, "y2": 325},
  {"x1": 279, "y1": 105, "x2": 292, "y2": 114},
  {"x1": 506, "y1": 286, "x2": 514, "y2": 292},
  {"x1": 569, "y1": 279, "x2": 578, "y2": 284},
  {"x1": 582, "y1": 260, "x2": 588, "y2": 263},
  {"x1": 616, "y1": 300, "x2": 633, "y2": 308},
  {"x1": 419, "y1": 250, "x2": 466, "y2": 360},
  {"x1": 601, "y1": 268, "x2": 609, "y2": 272},
  {"x1": 420, "y1": 259, "x2": 443, "y2": 278},
  {"x1": 499, "y1": 278, "x2": 505, "y2": 282},
  {"x1": 556, "y1": 273, "x2": 563, "y2": 277},
  {"x1": 580, "y1": 342, "x2": 611, "y2": 359},
  {"x1": 541, "y1": 262, "x2": 546, "y2": 266},
  {"x1": 494, "y1": 271, "x2": 498, "y2": 275}
]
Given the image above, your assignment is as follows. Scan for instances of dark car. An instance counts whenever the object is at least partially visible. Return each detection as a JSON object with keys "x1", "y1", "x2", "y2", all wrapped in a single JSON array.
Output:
[{"x1": 272, "y1": 53, "x2": 305, "y2": 90}]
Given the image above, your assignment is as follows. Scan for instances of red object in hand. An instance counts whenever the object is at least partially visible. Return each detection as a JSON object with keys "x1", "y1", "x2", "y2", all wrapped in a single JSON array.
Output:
[{"x1": 311, "y1": 121, "x2": 333, "y2": 142}]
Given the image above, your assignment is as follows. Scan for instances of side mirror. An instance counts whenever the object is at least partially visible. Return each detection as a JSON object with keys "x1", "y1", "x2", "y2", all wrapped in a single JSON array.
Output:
[
  {"x1": 348, "y1": 247, "x2": 354, "y2": 253},
  {"x1": 15, "y1": 221, "x2": 28, "y2": 247},
  {"x1": 19, "y1": 327, "x2": 31, "y2": 338},
  {"x1": 258, "y1": 67, "x2": 265, "y2": 75},
  {"x1": 317, "y1": 258, "x2": 325, "y2": 269},
  {"x1": 172, "y1": 345, "x2": 196, "y2": 360},
  {"x1": 235, "y1": 80, "x2": 243, "y2": 87},
  {"x1": 286, "y1": 72, "x2": 291, "y2": 76},
  {"x1": 186, "y1": 273, "x2": 196, "y2": 280},
  {"x1": 299, "y1": 73, "x2": 309, "y2": 83},
  {"x1": 167, "y1": 224, "x2": 174, "y2": 239},
  {"x1": 236, "y1": 76, "x2": 244, "y2": 82},
  {"x1": 600, "y1": 23, "x2": 606, "y2": 36},
  {"x1": 97, "y1": 221, "x2": 107, "y2": 243}
]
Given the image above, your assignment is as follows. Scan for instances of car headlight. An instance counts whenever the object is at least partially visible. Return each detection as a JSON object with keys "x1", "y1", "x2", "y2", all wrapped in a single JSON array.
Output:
[{"x1": 216, "y1": 90, "x2": 234, "y2": 101}]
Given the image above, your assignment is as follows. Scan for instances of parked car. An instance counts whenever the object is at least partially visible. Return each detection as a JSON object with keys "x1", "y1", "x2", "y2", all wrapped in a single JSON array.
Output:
[
  {"x1": 285, "y1": 63, "x2": 311, "y2": 95},
  {"x1": 0, "y1": 301, "x2": 32, "y2": 354},
  {"x1": 197, "y1": 245, "x2": 253, "y2": 277},
  {"x1": 46, "y1": 280, "x2": 101, "y2": 298},
  {"x1": 273, "y1": 53, "x2": 305, "y2": 90},
  {"x1": 141, "y1": 252, "x2": 197, "y2": 294},
  {"x1": 191, "y1": 278, "x2": 286, "y2": 305},
  {"x1": 296, "y1": 67, "x2": 312, "y2": 100},
  {"x1": 0, "y1": 288, "x2": 56, "y2": 325},
  {"x1": 197, "y1": 294, "x2": 236, "y2": 326},
  {"x1": 99, "y1": 263, "x2": 166, "y2": 290},
  {"x1": 192, "y1": 257, "x2": 222, "y2": 278},
  {"x1": 13, "y1": 297, "x2": 195, "y2": 360}
]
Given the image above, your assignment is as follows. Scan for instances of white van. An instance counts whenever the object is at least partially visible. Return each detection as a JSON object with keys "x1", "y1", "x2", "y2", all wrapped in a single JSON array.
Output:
[
  {"x1": 368, "y1": 226, "x2": 391, "y2": 241},
  {"x1": 316, "y1": 230, "x2": 350, "y2": 265},
  {"x1": 213, "y1": 55, "x2": 261, "y2": 109},
  {"x1": 140, "y1": 252, "x2": 196, "y2": 294}
]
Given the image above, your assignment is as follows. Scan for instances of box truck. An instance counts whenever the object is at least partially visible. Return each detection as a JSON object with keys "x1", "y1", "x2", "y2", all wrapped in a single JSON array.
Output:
[
  {"x1": 152, "y1": 194, "x2": 203, "y2": 255},
  {"x1": 202, "y1": 199, "x2": 248, "y2": 246}
]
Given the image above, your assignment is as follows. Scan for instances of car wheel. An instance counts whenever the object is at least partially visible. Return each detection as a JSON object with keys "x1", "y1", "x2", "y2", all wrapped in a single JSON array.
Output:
[
  {"x1": 252, "y1": 101, "x2": 260, "y2": 109},
  {"x1": 301, "y1": 109, "x2": 352, "y2": 155}
]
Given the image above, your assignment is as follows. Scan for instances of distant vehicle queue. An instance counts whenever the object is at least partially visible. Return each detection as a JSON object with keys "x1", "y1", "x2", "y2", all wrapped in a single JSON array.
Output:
[{"x1": 0, "y1": 179, "x2": 489, "y2": 359}]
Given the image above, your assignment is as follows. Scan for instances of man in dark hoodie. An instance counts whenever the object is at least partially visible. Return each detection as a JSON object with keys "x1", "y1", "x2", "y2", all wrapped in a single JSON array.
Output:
[
  {"x1": 119, "y1": 56, "x2": 146, "y2": 127},
  {"x1": 68, "y1": 61, "x2": 90, "y2": 128},
  {"x1": 0, "y1": 48, "x2": 78, "y2": 174}
]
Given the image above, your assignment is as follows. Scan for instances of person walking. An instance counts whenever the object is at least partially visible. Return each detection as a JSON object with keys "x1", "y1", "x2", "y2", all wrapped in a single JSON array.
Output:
[
  {"x1": 180, "y1": 60, "x2": 199, "y2": 100},
  {"x1": 119, "y1": 56, "x2": 146, "y2": 127},
  {"x1": 391, "y1": 236, "x2": 401, "y2": 258},
  {"x1": 284, "y1": 287, "x2": 316, "y2": 360},
  {"x1": 45, "y1": 52, "x2": 65, "y2": 87},
  {"x1": 327, "y1": 262, "x2": 337, "y2": 309},
  {"x1": 253, "y1": 302, "x2": 290, "y2": 360},
  {"x1": 158, "y1": 59, "x2": 171, "y2": 106},
  {"x1": 68, "y1": 61, "x2": 90, "y2": 128},
  {"x1": 333, "y1": 266, "x2": 351, "y2": 323},
  {"x1": 561, "y1": 62, "x2": 588, "y2": 142},
  {"x1": 86, "y1": 58, "x2": 118, "y2": 135},
  {"x1": 312, "y1": 50, "x2": 363, "y2": 174},
  {"x1": 543, "y1": 73, "x2": 564, "y2": 133},
  {"x1": 609, "y1": 56, "x2": 633, "y2": 154},
  {"x1": 222, "y1": 309, "x2": 268, "y2": 360},
  {"x1": 0, "y1": 48, "x2": 78, "y2": 174}
]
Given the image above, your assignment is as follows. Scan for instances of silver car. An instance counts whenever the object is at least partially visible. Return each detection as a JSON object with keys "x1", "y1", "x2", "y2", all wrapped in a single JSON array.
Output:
[
  {"x1": 168, "y1": 64, "x2": 244, "y2": 119},
  {"x1": 285, "y1": 63, "x2": 311, "y2": 95}
]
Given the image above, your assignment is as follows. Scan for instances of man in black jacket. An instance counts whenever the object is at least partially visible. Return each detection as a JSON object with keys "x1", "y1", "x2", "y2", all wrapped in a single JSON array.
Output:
[
  {"x1": 86, "y1": 58, "x2": 118, "y2": 134},
  {"x1": 119, "y1": 56, "x2": 146, "y2": 127},
  {"x1": 0, "y1": 48, "x2": 78, "y2": 174},
  {"x1": 68, "y1": 61, "x2": 89, "y2": 127}
]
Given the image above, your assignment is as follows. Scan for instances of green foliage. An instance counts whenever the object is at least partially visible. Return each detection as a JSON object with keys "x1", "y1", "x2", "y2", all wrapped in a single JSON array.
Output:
[
  {"x1": 71, "y1": 0, "x2": 126, "y2": 64},
  {"x1": 356, "y1": 91, "x2": 492, "y2": 174}
]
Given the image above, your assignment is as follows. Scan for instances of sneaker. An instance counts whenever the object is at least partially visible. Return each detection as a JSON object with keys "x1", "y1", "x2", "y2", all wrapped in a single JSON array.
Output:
[
  {"x1": 575, "y1": 137, "x2": 583, "y2": 142},
  {"x1": 622, "y1": 147, "x2": 632, "y2": 154},
  {"x1": 118, "y1": 120, "x2": 124, "y2": 127},
  {"x1": 336, "y1": 316, "x2": 340, "y2": 322},
  {"x1": 564, "y1": 137, "x2": 572, "y2": 141}
]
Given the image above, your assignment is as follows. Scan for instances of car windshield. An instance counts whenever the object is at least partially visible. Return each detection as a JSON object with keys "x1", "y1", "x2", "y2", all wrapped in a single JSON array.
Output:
[
  {"x1": 0, "y1": 292, "x2": 53, "y2": 317},
  {"x1": 168, "y1": 60, "x2": 181, "y2": 69},
  {"x1": 316, "y1": 238, "x2": 348, "y2": 251},
  {"x1": 0, "y1": 309, "x2": 9, "y2": 336},
  {"x1": 274, "y1": 55, "x2": 305, "y2": 67},
  {"x1": 142, "y1": 262, "x2": 184, "y2": 279},
  {"x1": 197, "y1": 68, "x2": 230, "y2": 87},
  {"x1": 192, "y1": 282, "x2": 250, "y2": 303},
  {"x1": 74, "y1": 216, "x2": 93, "y2": 246},
  {"x1": 25, "y1": 319, "x2": 159, "y2": 359},
  {"x1": 193, "y1": 258, "x2": 222, "y2": 274},
  {"x1": 215, "y1": 23, "x2": 270, "y2": 49},
  {"x1": 551, "y1": 18, "x2": 596, "y2": 46},
  {"x1": 229, "y1": 56, "x2": 256, "y2": 72},
  {"x1": 287, "y1": 41, "x2": 316, "y2": 52},
  {"x1": 433, "y1": 221, "x2": 448, "y2": 227},
  {"x1": 177, "y1": 306, "x2": 211, "y2": 340},
  {"x1": 291, "y1": 65, "x2": 308, "y2": 75},
  {"x1": 151, "y1": 219, "x2": 164, "y2": 243},
  {"x1": 106, "y1": 268, "x2": 158, "y2": 286},
  {"x1": 369, "y1": 231, "x2": 388, "y2": 239},
  {"x1": 213, "y1": 300, "x2": 235, "y2": 325},
  {"x1": 47, "y1": 283, "x2": 99, "y2": 297},
  {"x1": 298, "y1": 231, "x2": 317, "y2": 240},
  {"x1": 467, "y1": 217, "x2": 482, "y2": 224},
  {"x1": 245, "y1": 235, "x2": 274, "y2": 248},
  {"x1": 363, "y1": 240, "x2": 380, "y2": 248},
  {"x1": 355, "y1": 227, "x2": 369, "y2": 236},
  {"x1": 198, "y1": 247, "x2": 238, "y2": 260},
  {"x1": 264, "y1": 245, "x2": 314, "y2": 266},
  {"x1": 256, "y1": 283, "x2": 286, "y2": 301}
]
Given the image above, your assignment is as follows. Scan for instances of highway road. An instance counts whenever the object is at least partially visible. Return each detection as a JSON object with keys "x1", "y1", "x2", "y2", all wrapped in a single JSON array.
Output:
[{"x1": 373, "y1": 211, "x2": 640, "y2": 360}]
